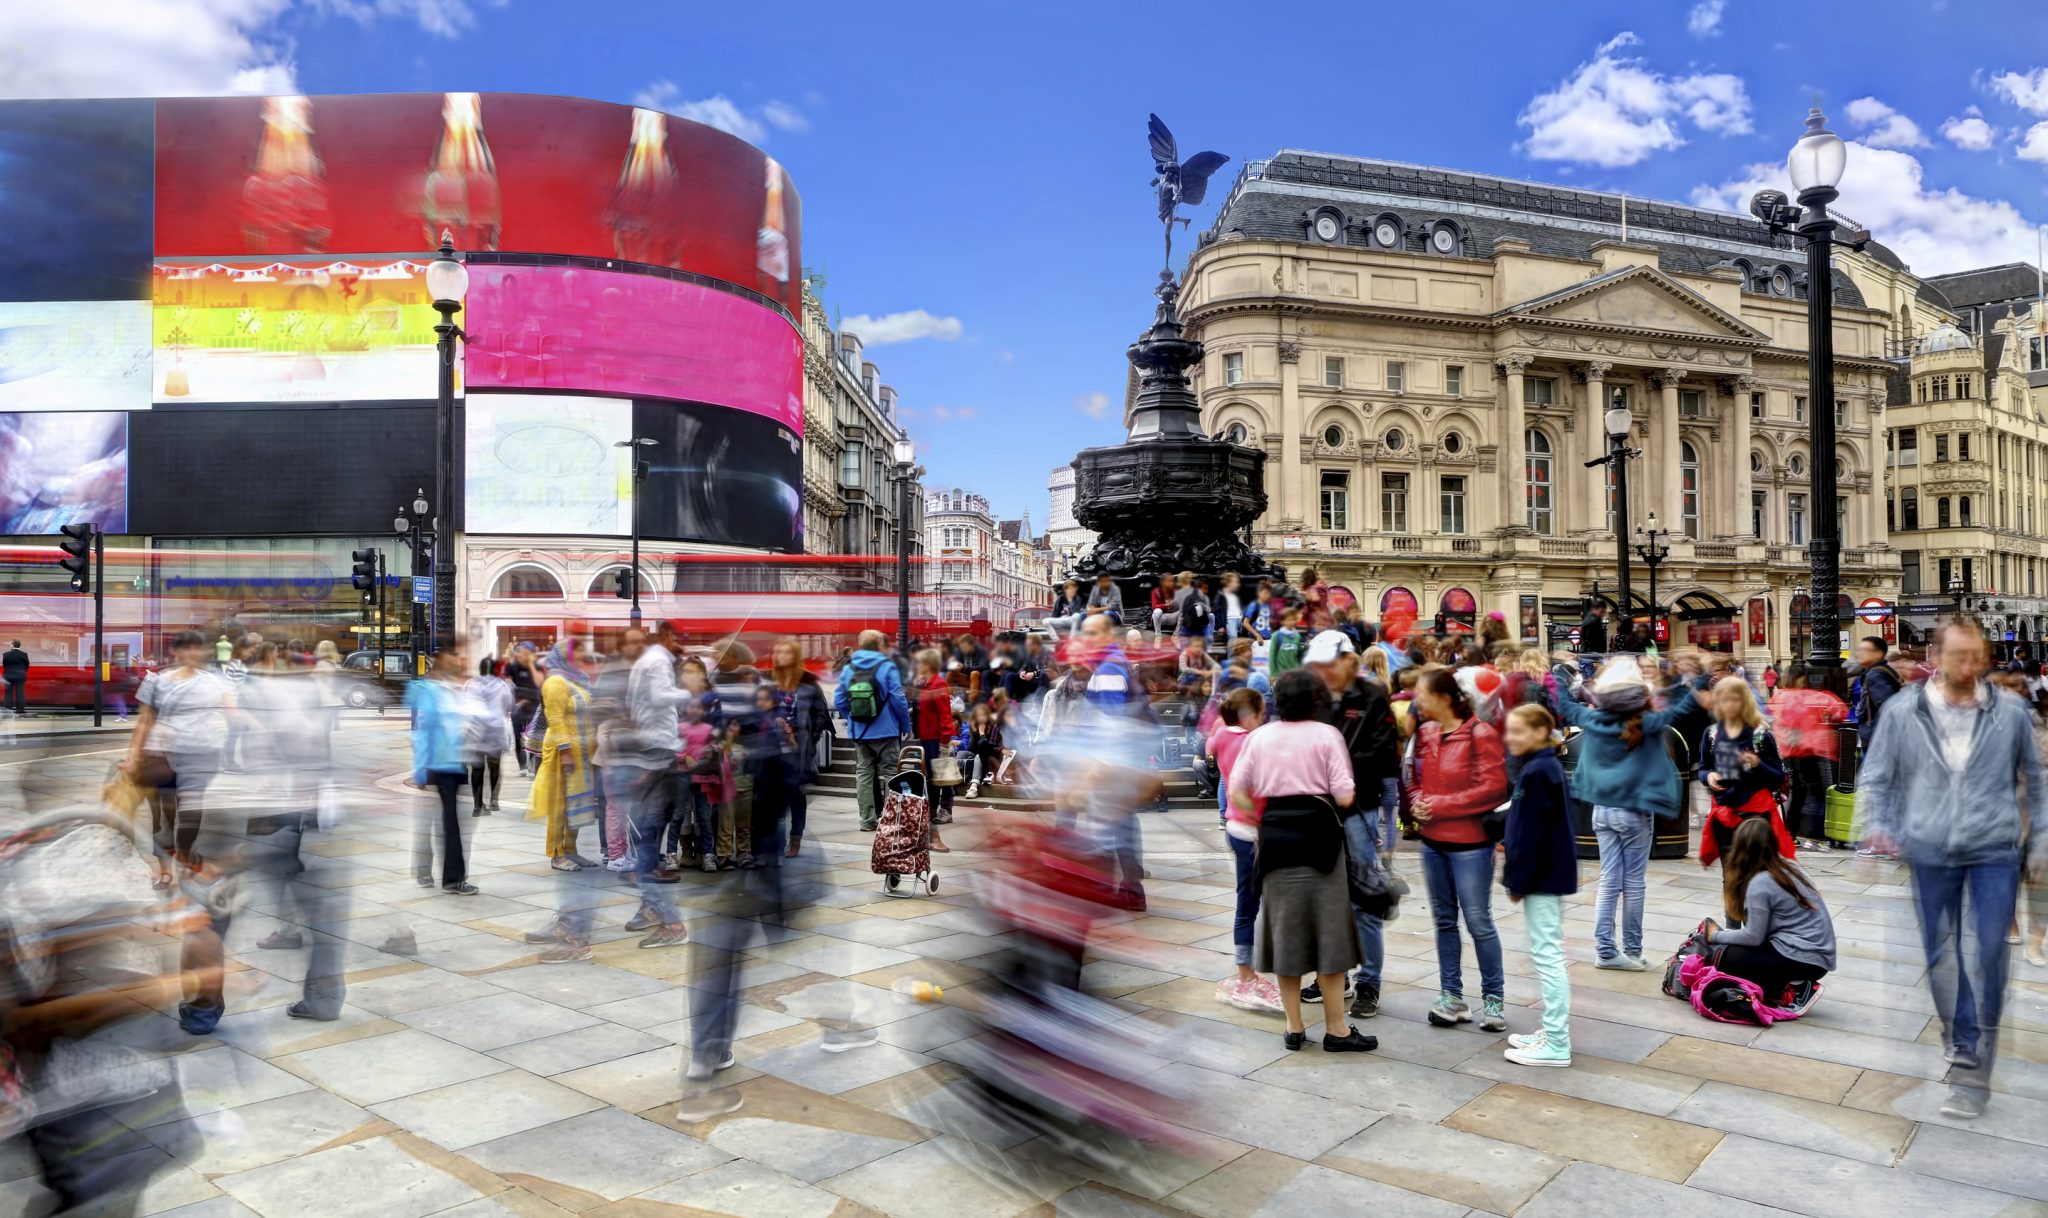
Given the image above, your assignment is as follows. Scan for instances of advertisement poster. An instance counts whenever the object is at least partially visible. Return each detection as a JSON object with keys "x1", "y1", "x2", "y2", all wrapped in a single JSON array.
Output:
[
  {"x1": 0, "y1": 412, "x2": 127, "y2": 533},
  {"x1": 155, "y1": 93, "x2": 802, "y2": 316},
  {"x1": 0, "y1": 301, "x2": 151, "y2": 411},
  {"x1": 465, "y1": 264, "x2": 801, "y2": 431},
  {"x1": 633, "y1": 397, "x2": 801, "y2": 552},
  {"x1": 466, "y1": 393, "x2": 630, "y2": 535},
  {"x1": 0, "y1": 99, "x2": 154, "y2": 303},
  {"x1": 1519, "y1": 594, "x2": 1540, "y2": 644},
  {"x1": 152, "y1": 259, "x2": 455, "y2": 404}
]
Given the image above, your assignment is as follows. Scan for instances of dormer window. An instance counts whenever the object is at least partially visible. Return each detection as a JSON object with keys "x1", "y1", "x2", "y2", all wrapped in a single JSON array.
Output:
[{"x1": 1308, "y1": 207, "x2": 1345, "y2": 244}]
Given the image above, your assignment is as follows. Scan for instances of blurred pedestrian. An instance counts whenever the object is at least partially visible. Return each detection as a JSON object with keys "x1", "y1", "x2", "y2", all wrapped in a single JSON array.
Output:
[
  {"x1": 1773, "y1": 662, "x2": 1846, "y2": 847},
  {"x1": 769, "y1": 638, "x2": 829, "y2": 857},
  {"x1": 469, "y1": 656, "x2": 512, "y2": 815},
  {"x1": 404, "y1": 647, "x2": 480, "y2": 896},
  {"x1": 1, "y1": 638, "x2": 28, "y2": 714},
  {"x1": 1861, "y1": 619, "x2": 2046, "y2": 1119},
  {"x1": 531, "y1": 640, "x2": 597, "y2": 874},
  {"x1": 506, "y1": 642, "x2": 541, "y2": 776},
  {"x1": 121, "y1": 630, "x2": 232, "y2": 867}
]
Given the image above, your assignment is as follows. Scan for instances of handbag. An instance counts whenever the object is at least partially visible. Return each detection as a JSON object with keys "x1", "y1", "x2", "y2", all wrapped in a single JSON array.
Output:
[
  {"x1": 1481, "y1": 799, "x2": 1511, "y2": 845},
  {"x1": 1336, "y1": 805, "x2": 1410, "y2": 920},
  {"x1": 929, "y1": 752, "x2": 964, "y2": 787},
  {"x1": 133, "y1": 751, "x2": 174, "y2": 790}
]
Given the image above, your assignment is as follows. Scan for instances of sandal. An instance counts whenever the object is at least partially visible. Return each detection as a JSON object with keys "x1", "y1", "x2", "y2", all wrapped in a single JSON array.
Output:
[{"x1": 550, "y1": 856, "x2": 581, "y2": 872}]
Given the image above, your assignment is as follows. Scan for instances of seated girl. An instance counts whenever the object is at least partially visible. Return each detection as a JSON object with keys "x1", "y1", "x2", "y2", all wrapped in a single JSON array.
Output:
[{"x1": 1705, "y1": 817, "x2": 1835, "y2": 1007}]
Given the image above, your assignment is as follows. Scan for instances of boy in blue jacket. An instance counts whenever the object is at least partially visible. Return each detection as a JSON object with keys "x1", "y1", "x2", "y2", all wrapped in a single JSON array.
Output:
[{"x1": 833, "y1": 630, "x2": 912, "y2": 832}]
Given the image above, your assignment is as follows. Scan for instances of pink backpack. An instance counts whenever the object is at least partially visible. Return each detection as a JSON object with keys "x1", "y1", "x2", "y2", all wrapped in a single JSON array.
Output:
[{"x1": 1662, "y1": 918, "x2": 1820, "y2": 1026}]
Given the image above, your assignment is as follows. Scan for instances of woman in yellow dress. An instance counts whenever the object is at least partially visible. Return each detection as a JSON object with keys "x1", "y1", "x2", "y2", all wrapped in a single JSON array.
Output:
[{"x1": 527, "y1": 640, "x2": 597, "y2": 871}]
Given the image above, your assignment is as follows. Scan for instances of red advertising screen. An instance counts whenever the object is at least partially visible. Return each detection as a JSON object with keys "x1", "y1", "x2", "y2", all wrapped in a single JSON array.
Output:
[
  {"x1": 154, "y1": 93, "x2": 801, "y2": 316},
  {"x1": 464, "y1": 264, "x2": 801, "y2": 432}
]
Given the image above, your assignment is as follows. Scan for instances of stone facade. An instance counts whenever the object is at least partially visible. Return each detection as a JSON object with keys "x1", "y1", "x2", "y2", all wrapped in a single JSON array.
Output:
[
  {"x1": 1177, "y1": 151, "x2": 1904, "y2": 660},
  {"x1": 799, "y1": 287, "x2": 924, "y2": 593}
]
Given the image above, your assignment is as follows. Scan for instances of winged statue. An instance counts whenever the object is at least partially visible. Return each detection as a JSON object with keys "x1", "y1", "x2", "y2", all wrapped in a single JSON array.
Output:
[{"x1": 1149, "y1": 113, "x2": 1229, "y2": 274}]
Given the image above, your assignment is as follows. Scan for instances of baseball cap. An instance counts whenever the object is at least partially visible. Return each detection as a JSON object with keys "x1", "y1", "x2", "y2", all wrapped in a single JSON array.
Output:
[{"x1": 1303, "y1": 630, "x2": 1357, "y2": 666}]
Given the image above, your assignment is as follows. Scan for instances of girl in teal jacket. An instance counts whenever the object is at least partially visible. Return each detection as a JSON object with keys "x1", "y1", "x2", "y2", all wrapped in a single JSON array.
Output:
[{"x1": 1555, "y1": 659, "x2": 1710, "y2": 970}]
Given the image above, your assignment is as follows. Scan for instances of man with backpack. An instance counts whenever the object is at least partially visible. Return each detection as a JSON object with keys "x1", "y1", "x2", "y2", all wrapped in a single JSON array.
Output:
[
  {"x1": 1861, "y1": 618, "x2": 2046, "y2": 1120},
  {"x1": 834, "y1": 630, "x2": 913, "y2": 833},
  {"x1": 1852, "y1": 636, "x2": 1902, "y2": 751}
]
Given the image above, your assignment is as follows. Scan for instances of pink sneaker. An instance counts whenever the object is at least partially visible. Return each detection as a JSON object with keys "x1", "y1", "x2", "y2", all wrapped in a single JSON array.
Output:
[
  {"x1": 1214, "y1": 978, "x2": 1247, "y2": 1007},
  {"x1": 1243, "y1": 975, "x2": 1285, "y2": 1014}
]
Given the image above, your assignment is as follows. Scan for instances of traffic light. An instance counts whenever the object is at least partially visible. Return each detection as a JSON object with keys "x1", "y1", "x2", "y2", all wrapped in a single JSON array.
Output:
[
  {"x1": 57, "y1": 524, "x2": 92, "y2": 593},
  {"x1": 350, "y1": 549, "x2": 378, "y2": 598},
  {"x1": 613, "y1": 567, "x2": 634, "y2": 599}
]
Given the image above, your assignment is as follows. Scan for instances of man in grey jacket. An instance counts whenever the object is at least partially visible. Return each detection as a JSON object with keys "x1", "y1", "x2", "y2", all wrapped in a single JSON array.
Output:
[{"x1": 1860, "y1": 619, "x2": 2047, "y2": 1119}]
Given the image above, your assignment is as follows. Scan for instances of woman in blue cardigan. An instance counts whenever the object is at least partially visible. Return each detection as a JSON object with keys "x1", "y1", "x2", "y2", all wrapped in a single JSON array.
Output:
[{"x1": 1555, "y1": 657, "x2": 1709, "y2": 971}]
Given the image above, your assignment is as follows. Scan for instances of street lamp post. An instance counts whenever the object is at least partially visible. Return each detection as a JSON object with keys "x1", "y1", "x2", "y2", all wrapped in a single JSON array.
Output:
[
  {"x1": 892, "y1": 439, "x2": 917, "y2": 649},
  {"x1": 1950, "y1": 571, "x2": 1966, "y2": 619},
  {"x1": 1586, "y1": 390, "x2": 1637, "y2": 644},
  {"x1": 614, "y1": 437, "x2": 657, "y2": 625},
  {"x1": 1752, "y1": 108, "x2": 1864, "y2": 684},
  {"x1": 425, "y1": 233, "x2": 468, "y2": 659},
  {"x1": 1635, "y1": 511, "x2": 1673, "y2": 648},
  {"x1": 396, "y1": 491, "x2": 430, "y2": 674}
]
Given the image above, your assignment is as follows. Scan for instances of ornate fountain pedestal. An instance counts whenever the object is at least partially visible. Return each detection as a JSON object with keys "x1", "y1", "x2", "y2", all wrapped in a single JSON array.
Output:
[{"x1": 1070, "y1": 278, "x2": 1274, "y2": 595}]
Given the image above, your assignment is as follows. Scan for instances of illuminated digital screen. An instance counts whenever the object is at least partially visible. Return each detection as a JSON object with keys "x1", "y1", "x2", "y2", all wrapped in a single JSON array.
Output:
[
  {"x1": 0, "y1": 301, "x2": 151, "y2": 411},
  {"x1": 465, "y1": 264, "x2": 801, "y2": 432},
  {"x1": 465, "y1": 393, "x2": 631, "y2": 536},
  {"x1": 155, "y1": 92, "x2": 801, "y2": 315},
  {"x1": 0, "y1": 99, "x2": 154, "y2": 303},
  {"x1": 151, "y1": 259, "x2": 456, "y2": 404},
  {"x1": 0, "y1": 411, "x2": 127, "y2": 533}
]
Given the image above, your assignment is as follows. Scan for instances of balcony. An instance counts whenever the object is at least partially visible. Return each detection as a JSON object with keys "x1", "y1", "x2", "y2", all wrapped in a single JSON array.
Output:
[{"x1": 1259, "y1": 531, "x2": 1493, "y2": 560}]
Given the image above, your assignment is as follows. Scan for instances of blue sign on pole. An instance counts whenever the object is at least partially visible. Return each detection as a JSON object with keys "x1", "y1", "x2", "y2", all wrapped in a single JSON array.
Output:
[{"x1": 412, "y1": 576, "x2": 434, "y2": 606}]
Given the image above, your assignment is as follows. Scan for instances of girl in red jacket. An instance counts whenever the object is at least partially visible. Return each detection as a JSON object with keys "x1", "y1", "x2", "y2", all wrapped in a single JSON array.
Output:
[
  {"x1": 910, "y1": 649, "x2": 955, "y2": 851},
  {"x1": 1413, "y1": 668, "x2": 1510, "y2": 1032}
]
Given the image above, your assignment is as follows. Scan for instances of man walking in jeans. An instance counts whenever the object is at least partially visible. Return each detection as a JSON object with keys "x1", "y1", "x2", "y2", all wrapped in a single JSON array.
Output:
[
  {"x1": 834, "y1": 630, "x2": 911, "y2": 832},
  {"x1": 1861, "y1": 619, "x2": 2045, "y2": 1119}
]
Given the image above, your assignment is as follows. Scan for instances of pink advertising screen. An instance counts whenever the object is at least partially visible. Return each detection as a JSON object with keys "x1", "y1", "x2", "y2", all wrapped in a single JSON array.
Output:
[{"x1": 462, "y1": 264, "x2": 802, "y2": 432}]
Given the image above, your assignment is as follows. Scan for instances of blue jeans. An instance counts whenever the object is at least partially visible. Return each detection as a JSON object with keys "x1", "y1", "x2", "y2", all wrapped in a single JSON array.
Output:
[
  {"x1": 1419, "y1": 842, "x2": 1504, "y2": 1000},
  {"x1": 1911, "y1": 856, "x2": 2021, "y2": 1102},
  {"x1": 1378, "y1": 777, "x2": 1401, "y2": 855},
  {"x1": 1592, "y1": 804, "x2": 1654, "y2": 961},
  {"x1": 618, "y1": 766, "x2": 680, "y2": 926},
  {"x1": 1228, "y1": 833, "x2": 1257, "y2": 967},
  {"x1": 1341, "y1": 813, "x2": 1386, "y2": 988}
]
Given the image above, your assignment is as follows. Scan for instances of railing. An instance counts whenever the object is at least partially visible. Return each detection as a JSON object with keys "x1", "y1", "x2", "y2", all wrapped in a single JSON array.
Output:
[
  {"x1": 1389, "y1": 536, "x2": 1420, "y2": 552},
  {"x1": 1450, "y1": 538, "x2": 1485, "y2": 554},
  {"x1": 1692, "y1": 543, "x2": 1738, "y2": 560},
  {"x1": 1326, "y1": 535, "x2": 1362, "y2": 551}
]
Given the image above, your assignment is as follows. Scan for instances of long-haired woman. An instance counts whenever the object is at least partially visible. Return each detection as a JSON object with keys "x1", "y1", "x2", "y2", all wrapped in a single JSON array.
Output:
[
  {"x1": 1412, "y1": 668, "x2": 1510, "y2": 1031},
  {"x1": 1697, "y1": 676, "x2": 1793, "y2": 870},
  {"x1": 1706, "y1": 817, "x2": 1836, "y2": 1003},
  {"x1": 768, "y1": 638, "x2": 830, "y2": 856}
]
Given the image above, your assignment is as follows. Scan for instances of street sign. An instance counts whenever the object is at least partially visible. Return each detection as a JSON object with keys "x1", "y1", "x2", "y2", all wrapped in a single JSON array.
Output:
[
  {"x1": 1281, "y1": 535, "x2": 1303, "y2": 551},
  {"x1": 1568, "y1": 627, "x2": 1582, "y2": 646},
  {"x1": 1856, "y1": 597, "x2": 1893, "y2": 624},
  {"x1": 411, "y1": 576, "x2": 434, "y2": 605}
]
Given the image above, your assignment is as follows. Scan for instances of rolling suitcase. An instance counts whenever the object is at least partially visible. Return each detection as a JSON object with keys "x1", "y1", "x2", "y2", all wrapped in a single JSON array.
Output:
[
  {"x1": 873, "y1": 746, "x2": 939, "y2": 895},
  {"x1": 1824, "y1": 786, "x2": 1857, "y2": 847}
]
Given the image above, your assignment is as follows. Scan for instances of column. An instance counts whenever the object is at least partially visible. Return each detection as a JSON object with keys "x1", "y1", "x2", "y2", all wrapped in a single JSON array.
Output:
[
  {"x1": 1579, "y1": 362, "x2": 1611, "y2": 534},
  {"x1": 1278, "y1": 340, "x2": 1304, "y2": 527},
  {"x1": 1502, "y1": 355, "x2": 1529, "y2": 533},
  {"x1": 1731, "y1": 374, "x2": 1756, "y2": 539},
  {"x1": 1658, "y1": 368, "x2": 1685, "y2": 533}
]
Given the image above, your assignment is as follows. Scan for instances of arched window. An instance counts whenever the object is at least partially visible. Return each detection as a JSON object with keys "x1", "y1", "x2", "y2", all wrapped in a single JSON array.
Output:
[
  {"x1": 1525, "y1": 429, "x2": 1554, "y2": 534},
  {"x1": 1681, "y1": 441, "x2": 1701, "y2": 539},
  {"x1": 490, "y1": 565, "x2": 565, "y2": 600},
  {"x1": 1938, "y1": 497, "x2": 1952, "y2": 529},
  {"x1": 586, "y1": 565, "x2": 657, "y2": 599}
]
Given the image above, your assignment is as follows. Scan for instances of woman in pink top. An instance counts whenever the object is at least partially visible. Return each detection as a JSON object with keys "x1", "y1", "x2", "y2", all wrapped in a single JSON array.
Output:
[{"x1": 1228, "y1": 669, "x2": 1377, "y2": 1054}]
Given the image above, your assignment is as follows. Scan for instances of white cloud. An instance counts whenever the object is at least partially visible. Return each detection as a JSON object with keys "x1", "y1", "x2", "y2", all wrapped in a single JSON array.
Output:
[
  {"x1": 1843, "y1": 96, "x2": 1929, "y2": 149},
  {"x1": 0, "y1": 0, "x2": 498, "y2": 100},
  {"x1": 2017, "y1": 121, "x2": 2048, "y2": 163},
  {"x1": 1990, "y1": 67, "x2": 2048, "y2": 116},
  {"x1": 0, "y1": 0, "x2": 298, "y2": 97},
  {"x1": 1687, "y1": 0, "x2": 1724, "y2": 38},
  {"x1": 840, "y1": 309, "x2": 964, "y2": 346},
  {"x1": 633, "y1": 81, "x2": 807, "y2": 146},
  {"x1": 928, "y1": 405, "x2": 976, "y2": 422},
  {"x1": 1693, "y1": 141, "x2": 2043, "y2": 276},
  {"x1": 1517, "y1": 32, "x2": 1752, "y2": 167},
  {"x1": 1074, "y1": 392, "x2": 1112, "y2": 419},
  {"x1": 1942, "y1": 107, "x2": 1997, "y2": 151},
  {"x1": 761, "y1": 99, "x2": 808, "y2": 133}
]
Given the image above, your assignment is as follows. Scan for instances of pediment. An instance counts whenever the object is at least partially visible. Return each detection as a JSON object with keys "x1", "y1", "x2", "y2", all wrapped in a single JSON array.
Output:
[{"x1": 1500, "y1": 266, "x2": 1767, "y2": 344}]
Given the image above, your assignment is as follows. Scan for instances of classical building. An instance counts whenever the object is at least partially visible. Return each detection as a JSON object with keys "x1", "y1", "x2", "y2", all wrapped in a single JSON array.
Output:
[
  {"x1": 1882, "y1": 310, "x2": 2048, "y2": 656},
  {"x1": 921, "y1": 489, "x2": 1051, "y2": 630},
  {"x1": 1178, "y1": 151, "x2": 1902, "y2": 660},
  {"x1": 1044, "y1": 465, "x2": 1098, "y2": 572},
  {"x1": 799, "y1": 287, "x2": 925, "y2": 593}
]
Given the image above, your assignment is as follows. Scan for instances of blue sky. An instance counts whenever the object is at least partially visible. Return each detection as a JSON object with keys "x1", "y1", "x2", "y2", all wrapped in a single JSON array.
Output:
[{"x1": 15, "y1": 0, "x2": 2048, "y2": 524}]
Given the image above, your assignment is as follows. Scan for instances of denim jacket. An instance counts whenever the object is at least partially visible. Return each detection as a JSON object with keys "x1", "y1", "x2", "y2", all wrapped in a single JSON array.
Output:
[{"x1": 1858, "y1": 682, "x2": 2047, "y2": 870}]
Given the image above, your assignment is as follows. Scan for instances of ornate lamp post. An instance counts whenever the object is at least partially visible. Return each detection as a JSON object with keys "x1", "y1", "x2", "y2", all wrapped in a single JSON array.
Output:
[
  {"x1": 1635, "y1": 511, "x2": 1673, "y2": 647},
  {"x1": 1752, "y1": 108, "x2": 1865, "y2": 682},
  {"x1": 1586, "y1": 389, "x2": 1637, "y2": 641},
  {"x1": 425, "y1": 234, "x2": 468, "y2": 656}
]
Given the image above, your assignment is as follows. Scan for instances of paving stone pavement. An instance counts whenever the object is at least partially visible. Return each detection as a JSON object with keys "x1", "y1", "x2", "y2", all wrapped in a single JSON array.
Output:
[{"x1": 8, "y1": 716, "x2": 2048, "y2": 1217}]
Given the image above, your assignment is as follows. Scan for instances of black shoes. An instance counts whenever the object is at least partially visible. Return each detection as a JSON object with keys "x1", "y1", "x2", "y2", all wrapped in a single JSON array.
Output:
[
  {"x1": 1324, "y1": 1028, "x2": 1378, "y2": 1053},
  {"x1": 1350, "y1": 985, "x2": 1381, "y2": 1020},
  {"x1": 1283, "y1": 1030, "x2": 1307, "y2": 1051},
  {"x1": 443, "y1": 881, "x2": 479, "y2": 896}
]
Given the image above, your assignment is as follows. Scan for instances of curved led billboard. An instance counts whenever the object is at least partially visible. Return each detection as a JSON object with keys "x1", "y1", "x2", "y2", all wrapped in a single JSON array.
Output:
[
  {"x1": 464, "y1": 264, "x2": 800, "y2": 432},
  {"x1": 466, "y1": 392, "x2": 800, "y2": 552},
  {"x1": 154, "y1": 92, "x2": 802, "y2": 316}
]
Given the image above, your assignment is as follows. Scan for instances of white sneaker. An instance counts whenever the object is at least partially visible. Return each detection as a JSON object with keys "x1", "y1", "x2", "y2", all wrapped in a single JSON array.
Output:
[
  {"x1": 685, "y1": 1050, "x2": 736, "y2": 1082},
  {"x1": 965, "y1": 782, "x2": 979, "y2": 799},
  {"x1": 1507, "y1": 1030, "x2": 1546, "y2": 1051},
  {"x1": 1595, "y1": 955, "x2": 1647, "y2": 972},
  {"x1": 605, "y1": 856, "x2": 635, "y2": 873}
]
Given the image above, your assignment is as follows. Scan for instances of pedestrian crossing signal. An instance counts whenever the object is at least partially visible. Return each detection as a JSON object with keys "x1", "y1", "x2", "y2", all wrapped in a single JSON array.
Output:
[
  {"x1": 350, "y1": 549, "x2": 378, "y2": 598},
  {"x1": 57, "y1": 524, "x2": 92, "y2": 594},
  {"x1": 613, "y1": 567, "x2": 634, "y2": 599}
]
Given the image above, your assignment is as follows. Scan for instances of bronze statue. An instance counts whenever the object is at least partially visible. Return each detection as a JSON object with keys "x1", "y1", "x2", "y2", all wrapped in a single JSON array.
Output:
[{"x1": 1148, "y1": 114, "x2": 1228, "y2": 276}]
